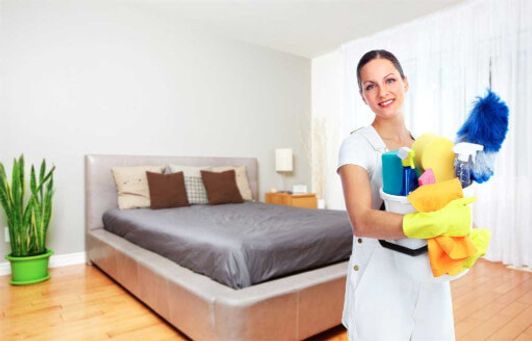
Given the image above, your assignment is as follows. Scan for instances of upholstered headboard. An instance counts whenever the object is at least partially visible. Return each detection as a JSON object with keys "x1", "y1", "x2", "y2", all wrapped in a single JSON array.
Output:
[{"x1": 84, "y1": 154, "x2": 259, "y2": 232}]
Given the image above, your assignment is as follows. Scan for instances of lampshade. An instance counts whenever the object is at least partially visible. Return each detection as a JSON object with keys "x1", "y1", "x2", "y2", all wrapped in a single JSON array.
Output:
[{"x1": 275, "y1": 148, "x2": 293, "y2": 172}]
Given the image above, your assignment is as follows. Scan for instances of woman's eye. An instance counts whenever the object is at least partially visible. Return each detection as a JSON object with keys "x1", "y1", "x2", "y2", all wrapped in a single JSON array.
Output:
[
  {"x1": 365, "y1": 84, "x2": 374, "y2": 91},
  {"x1": 386, "y1": 78, "x2": 396, "y2": 84}
]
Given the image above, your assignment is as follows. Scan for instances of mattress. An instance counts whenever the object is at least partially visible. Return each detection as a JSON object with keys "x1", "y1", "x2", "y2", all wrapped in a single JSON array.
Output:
[{"x1": 103, "y1": 202, "x2": 352, "y2": 289}]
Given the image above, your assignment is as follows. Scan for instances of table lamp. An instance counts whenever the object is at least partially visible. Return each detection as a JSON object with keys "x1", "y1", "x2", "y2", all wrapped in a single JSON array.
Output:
[{"x1": 275, "y1": 148, "x2": 293, "y2": 192}]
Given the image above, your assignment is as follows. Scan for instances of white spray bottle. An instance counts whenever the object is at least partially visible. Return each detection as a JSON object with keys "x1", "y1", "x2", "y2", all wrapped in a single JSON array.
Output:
[{"x1": 453, "y1": 142, "x2": 484, "y2": 188}]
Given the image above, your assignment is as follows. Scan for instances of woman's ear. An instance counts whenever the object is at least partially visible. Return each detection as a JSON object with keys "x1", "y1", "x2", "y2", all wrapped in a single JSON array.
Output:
[{"x1": 403, "y1": 76, "x2": 409, "y2": 92}]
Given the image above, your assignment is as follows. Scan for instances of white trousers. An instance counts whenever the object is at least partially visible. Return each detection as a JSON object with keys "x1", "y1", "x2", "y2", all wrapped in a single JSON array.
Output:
[{"x1": 342, "y1": 238, "x2": 455, "y2": 341}]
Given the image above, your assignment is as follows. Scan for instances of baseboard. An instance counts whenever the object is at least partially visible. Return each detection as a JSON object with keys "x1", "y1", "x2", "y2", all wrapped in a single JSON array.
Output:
[
  {"x1": 0, "y1": 261, "x2": 9, "y2": 276},
  {"x1": 0, "y1": 251, "x2": 87, "y2": 276},
  {"x1": 507, "y1": 265, "x2": 532, "y2": 273}
]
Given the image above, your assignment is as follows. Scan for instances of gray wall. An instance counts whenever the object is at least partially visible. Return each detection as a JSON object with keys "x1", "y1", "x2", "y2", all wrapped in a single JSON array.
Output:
[{"x1": 0, "y1": 1, "x2": 310, "y2": 258}]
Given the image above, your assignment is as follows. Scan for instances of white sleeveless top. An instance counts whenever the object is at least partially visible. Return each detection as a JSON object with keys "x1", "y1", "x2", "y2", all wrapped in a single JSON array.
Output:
[{"x1": 337, "y1": 125, "x2": 388, "y2": 210}]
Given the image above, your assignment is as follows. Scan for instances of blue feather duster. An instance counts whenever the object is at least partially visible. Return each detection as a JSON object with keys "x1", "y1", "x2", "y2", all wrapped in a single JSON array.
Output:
[{"x1": 456, "y1": 90, "x2": 509, "y2": 183}]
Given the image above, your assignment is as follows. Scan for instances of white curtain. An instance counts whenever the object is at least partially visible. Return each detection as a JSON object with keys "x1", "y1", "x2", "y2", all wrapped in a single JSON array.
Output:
[{"x1": 338, "y1": 0, "x2": 532, "y2": 267}]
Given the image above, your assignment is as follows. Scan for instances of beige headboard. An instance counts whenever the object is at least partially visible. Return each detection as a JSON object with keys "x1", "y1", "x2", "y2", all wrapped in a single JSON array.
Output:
[{"x1": 85, "y1": 154, "x2": 259, "y2": 232}]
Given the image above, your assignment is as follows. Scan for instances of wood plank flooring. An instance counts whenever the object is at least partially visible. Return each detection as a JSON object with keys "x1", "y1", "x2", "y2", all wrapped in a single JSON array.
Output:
[{"x1": 1, "y1": 259, "x2": 530, "y2": 340}]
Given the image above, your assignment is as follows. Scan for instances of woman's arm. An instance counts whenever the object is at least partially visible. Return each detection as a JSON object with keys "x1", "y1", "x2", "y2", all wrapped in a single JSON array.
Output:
[{"x1": 339, "y1": 164, "x2": 406, "y2": 239}]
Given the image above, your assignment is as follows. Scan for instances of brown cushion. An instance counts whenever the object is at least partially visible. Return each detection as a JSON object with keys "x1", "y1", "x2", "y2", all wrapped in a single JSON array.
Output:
[
  {"x1": 146, "y1": 171, "x2": 190, "y2": 209},
  {"x1": 200, "y1": 170, "x2": 244, "y2": 205},
  {"x1": 210, "y1": 165, "x2": 253, "y2": 201}
]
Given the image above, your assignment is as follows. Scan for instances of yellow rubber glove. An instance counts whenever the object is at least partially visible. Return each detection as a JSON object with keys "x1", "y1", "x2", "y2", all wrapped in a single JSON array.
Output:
[
  {"x1": 403, "y1": 197, "x2": 476, "y2": 239},
  {"x1": 462, "y1": 228, "x2": 492, "y2": 268}
]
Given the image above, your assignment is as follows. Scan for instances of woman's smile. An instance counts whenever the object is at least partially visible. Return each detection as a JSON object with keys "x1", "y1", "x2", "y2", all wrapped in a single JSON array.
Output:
[{"x1": 378, "y1": 98, "x2": 395, "y2": 107}]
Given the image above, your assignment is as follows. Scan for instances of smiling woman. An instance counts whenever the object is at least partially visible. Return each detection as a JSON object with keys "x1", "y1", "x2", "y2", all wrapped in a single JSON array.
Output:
[
  {"x1": 357, "y1": 51, "x2": 410, "y2": 130},
  {"x1": 337, "y1": 50, "x2": 457, "y2": 341}
]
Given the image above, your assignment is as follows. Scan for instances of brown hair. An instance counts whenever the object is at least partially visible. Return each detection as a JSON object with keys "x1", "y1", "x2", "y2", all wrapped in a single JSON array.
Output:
[{"x1": 356, "y1": 50, "x2": 405, "y2": 92}]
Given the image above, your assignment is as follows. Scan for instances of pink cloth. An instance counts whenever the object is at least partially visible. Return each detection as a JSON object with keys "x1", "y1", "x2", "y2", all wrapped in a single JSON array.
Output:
[{"x1": 418, "y1": 169, "x2": 436, "y2": 186}]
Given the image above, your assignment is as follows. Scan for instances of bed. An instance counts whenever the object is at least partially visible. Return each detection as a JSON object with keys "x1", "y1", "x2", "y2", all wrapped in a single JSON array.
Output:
[{"x1": 85, "y1": 154, "x2": 350, "y2": 340}]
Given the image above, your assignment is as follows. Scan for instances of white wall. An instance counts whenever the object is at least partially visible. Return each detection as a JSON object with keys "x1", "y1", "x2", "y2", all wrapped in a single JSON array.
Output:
[
  {"x1": 311, "y1": 49, "x2": 345, "y2": 210},
  {"x1": 0, "y1": 1, "x2": 310, "y2": 258}
]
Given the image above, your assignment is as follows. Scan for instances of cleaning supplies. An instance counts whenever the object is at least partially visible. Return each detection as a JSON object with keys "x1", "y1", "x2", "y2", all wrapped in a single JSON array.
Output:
[
  {"x1": 402, "y1": 197, "x2": 475, "y2": 239},
  {"x1": 381, "y1": 185, "x2": 476, "y2": 282},
  {"x1": 407, "y1": 178, "x2": 463, "y2": 212},
  {"x1": 412, "y1": 134, "x2": 456, "y2": 182},
  {"x1": 453, "y1": 142, "x2": 484, "y2": 188},
  {"x1": 456, "y1": 90, "x2": 509, "y2": 183},
  {"x1": 382, "y1": 150, "x2": 404, "y2": 195},
  {"x1": 397, "y1": 147, "x2": 418, "y2": 195}
]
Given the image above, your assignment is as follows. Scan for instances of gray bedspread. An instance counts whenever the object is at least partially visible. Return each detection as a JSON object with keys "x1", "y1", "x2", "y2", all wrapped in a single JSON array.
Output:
[{"x1": 102, "y1": 202, "x2": 352, "y2": 289}]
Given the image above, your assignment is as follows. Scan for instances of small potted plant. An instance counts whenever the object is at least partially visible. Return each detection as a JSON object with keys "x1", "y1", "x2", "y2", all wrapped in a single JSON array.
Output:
[{"x1": 0, "y1": 155, "x2": 55, "y2": 285}]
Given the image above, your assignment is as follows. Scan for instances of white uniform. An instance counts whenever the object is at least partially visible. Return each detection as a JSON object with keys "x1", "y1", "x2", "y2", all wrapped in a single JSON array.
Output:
[{"x1": 338, "y1": 126, "x2": 455, "y2": 341}]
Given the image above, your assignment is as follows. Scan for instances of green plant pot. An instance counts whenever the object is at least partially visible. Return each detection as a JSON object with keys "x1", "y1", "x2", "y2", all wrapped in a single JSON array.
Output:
[{"x1": 5, "y1": 249, "x2": 54, "y2": 285}]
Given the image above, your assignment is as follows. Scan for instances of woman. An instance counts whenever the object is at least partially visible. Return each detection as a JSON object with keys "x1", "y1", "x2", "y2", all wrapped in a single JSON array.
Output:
[{"x1": 337, "y1": 50, "x2": 456, "y2": 340}]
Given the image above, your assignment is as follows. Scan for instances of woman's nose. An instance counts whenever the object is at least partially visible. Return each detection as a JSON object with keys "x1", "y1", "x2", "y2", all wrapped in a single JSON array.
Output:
[{"x1": 378, "y1": 85, "x2": 389, "y2": 98}]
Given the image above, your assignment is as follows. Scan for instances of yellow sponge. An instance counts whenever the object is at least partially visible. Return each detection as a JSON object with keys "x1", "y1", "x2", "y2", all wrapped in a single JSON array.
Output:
[{"x1": 412, "y1": 134, "x2": 456, "y2": 182}]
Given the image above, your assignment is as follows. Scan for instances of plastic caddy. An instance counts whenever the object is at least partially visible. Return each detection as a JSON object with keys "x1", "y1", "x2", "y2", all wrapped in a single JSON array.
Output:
[{"x1": 379, "y1": 188, "x2": 470, "y2": 283}]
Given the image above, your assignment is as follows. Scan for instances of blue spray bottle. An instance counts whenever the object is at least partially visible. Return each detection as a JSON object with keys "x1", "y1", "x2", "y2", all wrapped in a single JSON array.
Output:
[{"x1": 397, "y1": 147, "x2": 418, "y2": 196}]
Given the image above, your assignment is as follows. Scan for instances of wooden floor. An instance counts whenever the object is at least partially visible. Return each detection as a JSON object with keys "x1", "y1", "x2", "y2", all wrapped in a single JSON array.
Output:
[{"x1": 1, "y1": 259, "x2": 530, "y2": 340}]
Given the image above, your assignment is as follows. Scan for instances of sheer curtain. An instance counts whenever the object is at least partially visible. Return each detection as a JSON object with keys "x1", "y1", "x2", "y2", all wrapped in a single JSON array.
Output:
[{"x1": 339, "y1": 0, "x2": 531, "y2": 267}]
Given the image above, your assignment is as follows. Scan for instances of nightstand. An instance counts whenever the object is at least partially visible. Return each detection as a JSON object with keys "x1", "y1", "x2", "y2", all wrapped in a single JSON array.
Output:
[{"x1": 264, "y1": 192, "x2": 317, "y2": 209}]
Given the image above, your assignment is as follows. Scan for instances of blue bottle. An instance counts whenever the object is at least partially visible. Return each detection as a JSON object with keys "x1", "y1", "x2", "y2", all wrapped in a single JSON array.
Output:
[
  {"x1": 397, "y1": 147, "x2": 418, "y2": 195},
  {"x1": 382, "y1": 151, "x2": 404, "y2": 195}
]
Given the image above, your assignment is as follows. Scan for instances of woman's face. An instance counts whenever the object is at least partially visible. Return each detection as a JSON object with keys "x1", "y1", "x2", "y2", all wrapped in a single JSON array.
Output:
[{"x1": 359, "y1": 58, "x2": 408, "y2": 119}]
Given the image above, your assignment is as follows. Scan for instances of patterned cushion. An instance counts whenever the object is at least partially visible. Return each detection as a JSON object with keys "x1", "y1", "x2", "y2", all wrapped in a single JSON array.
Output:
[
  {"x1": 183, "y1": 175, "x2": 209, "y2": 204},
  {"x1": 168, "y1": 165, "x2": 210, "y2": 204}
]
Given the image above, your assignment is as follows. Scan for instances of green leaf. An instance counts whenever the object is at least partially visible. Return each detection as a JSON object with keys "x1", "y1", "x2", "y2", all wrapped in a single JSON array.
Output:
[
  {"x1": 30, "y1": 165, "x2": 38, "y2": 197},
  {"x1": 43, "y1": 180, "x2": 54, "y2": 246},
  {"x1": 34, "y1": 166, "x2": 55, "y2": 194},
  {"x1": 0, "y1": 163, "x2": 13, "y2": 220},
  {"x1": 39, "y1": 160, "x2": 46, "y2": 202},
  {"x1": 10, "y1": 158, "x2": 23, "y2": 239}
]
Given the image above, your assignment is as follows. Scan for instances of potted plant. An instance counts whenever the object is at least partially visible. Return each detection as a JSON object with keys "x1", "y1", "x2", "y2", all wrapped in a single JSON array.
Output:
[{"x1": 0, "y1": 155, "x2": 55, "y2": 285}]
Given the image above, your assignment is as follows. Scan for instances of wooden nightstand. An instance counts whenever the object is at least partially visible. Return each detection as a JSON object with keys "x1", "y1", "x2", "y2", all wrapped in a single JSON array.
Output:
[{"x1": 264, "y1": 192, "x2": 317, "y2": 209}]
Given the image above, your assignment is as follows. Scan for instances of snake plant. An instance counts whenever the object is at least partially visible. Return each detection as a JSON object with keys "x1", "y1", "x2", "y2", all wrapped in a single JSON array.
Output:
[{"x1": 0, "y1": 155, "x2": 55, "y2": 257}]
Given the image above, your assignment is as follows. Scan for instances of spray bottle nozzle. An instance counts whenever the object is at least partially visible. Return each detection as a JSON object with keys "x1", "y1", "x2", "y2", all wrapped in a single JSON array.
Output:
[
  {"x1": 453, "y1": 142, "x2": 484, "y2": 163},
  {"x1": 397, "y1": 147, "x2": 416, "y2": 169}
]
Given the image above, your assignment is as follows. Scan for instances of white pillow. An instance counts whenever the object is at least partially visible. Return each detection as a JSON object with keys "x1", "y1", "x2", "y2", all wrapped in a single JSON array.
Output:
[
  {"x1": 210, "y1": 165, "x2": 253, "y2": 201},
  {"x1": 111, "y1": 165, "x2": 163, "y2": 209}
]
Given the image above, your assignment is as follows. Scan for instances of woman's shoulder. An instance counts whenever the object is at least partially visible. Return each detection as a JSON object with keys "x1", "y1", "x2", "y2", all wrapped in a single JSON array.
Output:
[
  {"x1": 340, "y1": 126, "x2": 380, "y2": 150},
  {"x1": 338, "y1": 126, "x2": 382, "y2": 172}
]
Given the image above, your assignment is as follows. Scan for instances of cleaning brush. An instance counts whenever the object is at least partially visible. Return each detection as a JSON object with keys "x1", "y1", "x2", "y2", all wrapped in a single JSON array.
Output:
[{"x1": 456, "y1": 90, "x2": 509, "y2": 183}]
